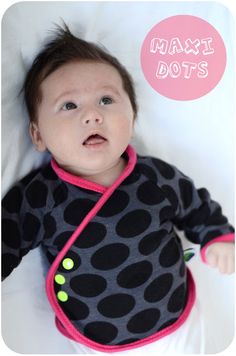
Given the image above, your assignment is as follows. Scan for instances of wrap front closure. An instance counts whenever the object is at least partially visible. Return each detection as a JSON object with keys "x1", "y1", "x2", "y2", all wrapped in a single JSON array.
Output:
[
  {"x1": 45, "y1": 145, "x2": 196, "y2": 352},
  {"x1": 46, "y1": 146, "x2": 141, "y2": 349}
]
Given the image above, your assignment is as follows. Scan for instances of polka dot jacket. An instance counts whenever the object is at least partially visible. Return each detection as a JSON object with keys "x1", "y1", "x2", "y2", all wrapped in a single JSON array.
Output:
[{"x1": 2, "y1": 145, "x2": 234, "y2": 352}]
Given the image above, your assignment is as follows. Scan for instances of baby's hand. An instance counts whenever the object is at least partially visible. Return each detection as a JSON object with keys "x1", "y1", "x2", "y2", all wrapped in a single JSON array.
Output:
[{"x1": 206, "y1": 242, "x2": 235, "y2": 274}]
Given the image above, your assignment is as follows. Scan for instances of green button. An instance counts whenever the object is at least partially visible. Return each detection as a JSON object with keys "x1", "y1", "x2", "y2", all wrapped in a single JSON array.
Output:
[
  {"x1": 57, "y1": 291, "x2": 68, "y2": 302},
  {"x1": 55, "y1": 274, "x2": 65, "y2": 285},
  {"x1": 62, "y1": 258, "x2": 74, "y2": 270}
]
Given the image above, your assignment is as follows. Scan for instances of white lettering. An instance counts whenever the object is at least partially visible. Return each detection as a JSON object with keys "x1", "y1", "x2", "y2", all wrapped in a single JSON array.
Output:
[
  {"x1": 201, "y1": 37, "x2": 214, "y2": 55},
  {"x1": 182, "y1": 62, "x2": 197, "y2": 79},
  {"x1": 156, "y1": 61, "x2": 169, "y2": 79},
  {"x1": 184, "y1": 38, "x2": 200, "y2": 55},
  {"x1": 169, "y1": 61, "x2": 181, "y2": 78},
  {"x1": 150, "y1": 36, "x2": 214, "y2": 56},
  {"x1": 168, "y1": 37, "x2": 184, "y2": 55},
  {"x1": 155, "y1": 61, "x2": 209, "y2": 79},
  {"x1": 150, "y1": 38, "x2": 168, "y2": 55},
  {"x1": 197, "y1": 61, "x2": 208, "y2": 78}
]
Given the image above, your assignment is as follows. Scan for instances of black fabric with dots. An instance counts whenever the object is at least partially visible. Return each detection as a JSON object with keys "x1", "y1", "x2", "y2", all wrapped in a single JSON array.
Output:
[{"x1": 2, "y1": 153, "x2": 234, "y2": 346}]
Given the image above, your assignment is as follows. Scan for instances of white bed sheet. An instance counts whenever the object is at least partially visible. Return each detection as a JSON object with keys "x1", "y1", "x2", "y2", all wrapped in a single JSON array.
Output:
[{"x1": 1, "y1": 1, "x2": 234, "y2": 354}]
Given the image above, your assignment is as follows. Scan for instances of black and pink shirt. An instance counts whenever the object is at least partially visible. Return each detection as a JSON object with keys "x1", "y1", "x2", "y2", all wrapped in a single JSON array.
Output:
[{"x1": 2, "y1": 145, "x2": 234, "y2": 352}]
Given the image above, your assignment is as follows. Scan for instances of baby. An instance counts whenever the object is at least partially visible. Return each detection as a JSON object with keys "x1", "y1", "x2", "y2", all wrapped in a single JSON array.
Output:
[{"x1": 2, "y1": 24, "x2": 234, "y2": 353}]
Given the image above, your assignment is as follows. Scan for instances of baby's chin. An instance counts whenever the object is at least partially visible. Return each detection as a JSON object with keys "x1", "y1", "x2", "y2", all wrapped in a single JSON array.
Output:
[
  {"x1": 78, "y1": 156, "x2": 124, "y2": 179},
  {"x1": 57, "y1": 149, "x2": 124, "y2": 178},
  {"x1": 64, "y1": 161, "x2": 107, "y2": 177}
]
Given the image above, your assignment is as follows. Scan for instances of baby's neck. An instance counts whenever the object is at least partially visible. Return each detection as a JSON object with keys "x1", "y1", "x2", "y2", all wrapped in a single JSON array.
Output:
[{"x1": 80, "y1": 157, "x2": 127, "y2": 187}]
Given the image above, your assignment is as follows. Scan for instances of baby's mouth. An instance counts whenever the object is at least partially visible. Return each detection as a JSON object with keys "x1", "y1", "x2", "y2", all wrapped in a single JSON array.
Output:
[{"x1": 83, "y1": 134, "x2": 107, "y2": 146}]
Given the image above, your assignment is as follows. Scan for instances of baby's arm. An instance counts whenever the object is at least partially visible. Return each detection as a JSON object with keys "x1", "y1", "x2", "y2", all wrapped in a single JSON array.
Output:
[
  {"x1": 151, "y1": 158, "x2": 234, "y2": 271},
  {"x1": 2, "y1": 168, "x2": 45, "y2": 280},
  {"x1": 206, "y1": 242, "x2": 235, "y2": 274}
]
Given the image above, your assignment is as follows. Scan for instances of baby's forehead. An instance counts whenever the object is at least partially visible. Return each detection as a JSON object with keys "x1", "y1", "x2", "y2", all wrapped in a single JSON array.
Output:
[
  {"x1": 40, "y1": 60, "x2": 124, "y2": 94},
  {"x1": 45, "y1": 60, "x2": 122, "y2": 80}
]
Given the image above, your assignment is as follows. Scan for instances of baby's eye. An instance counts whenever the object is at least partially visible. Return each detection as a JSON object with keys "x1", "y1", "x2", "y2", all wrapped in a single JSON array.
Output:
[
  {"x1": 61, "y1": 102, "x2": 77, "y2": 111},
  {"x1": 100, "y1": 96, "x2": 113, "y2": 106}
]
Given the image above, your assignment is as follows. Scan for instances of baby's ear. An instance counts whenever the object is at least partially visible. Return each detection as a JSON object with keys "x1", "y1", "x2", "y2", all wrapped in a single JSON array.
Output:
[{"x1": 29, "y1": 122, "x2": 46, "y2": 152}]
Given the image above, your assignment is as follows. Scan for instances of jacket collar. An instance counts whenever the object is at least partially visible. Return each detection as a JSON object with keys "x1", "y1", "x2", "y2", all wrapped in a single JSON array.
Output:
[{"x1": 51, "y1": 145, "x2": 137, "y2": 193}]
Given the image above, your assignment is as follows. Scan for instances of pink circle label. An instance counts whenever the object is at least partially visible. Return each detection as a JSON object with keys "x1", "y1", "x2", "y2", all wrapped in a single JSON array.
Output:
[{"x1": 140, "y1": 15, "x2": 226, "y2": 100}]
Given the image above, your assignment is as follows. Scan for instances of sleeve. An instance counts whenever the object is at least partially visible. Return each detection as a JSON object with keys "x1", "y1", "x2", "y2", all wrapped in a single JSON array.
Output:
[
  {"x1": 2, "y1": 173, "x2": 47, "y2": 280},
  {"x1": 151, "y1": 157, "x2": 235, "y2": 261}
]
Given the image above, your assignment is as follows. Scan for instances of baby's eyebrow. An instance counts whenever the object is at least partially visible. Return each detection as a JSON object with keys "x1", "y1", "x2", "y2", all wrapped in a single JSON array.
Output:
[
  {"x1": 101, "y1": 85, "x2": 121, "y2": 97},
  {"x1": 53, "y1": 90, "x2": 78, "y2": 106},
  {"x1": 53, "y1": 86, "x2": 121, "y2": 106}
]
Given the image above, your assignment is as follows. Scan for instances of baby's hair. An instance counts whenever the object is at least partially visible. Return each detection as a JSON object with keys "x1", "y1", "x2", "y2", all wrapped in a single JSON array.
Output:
[{"x1": 22, "y1": 22, "x2": 138, "y2": 122}]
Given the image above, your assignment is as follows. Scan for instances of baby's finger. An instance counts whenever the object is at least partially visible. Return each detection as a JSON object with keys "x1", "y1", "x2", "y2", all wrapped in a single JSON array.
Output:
[
  {"x1": 218, "y1": 256, "x2": 228, "y2": 274},
  {"x1": 206, "y1": 252, "x2": 218, "y2": 268},
  {"x1": 226, "y1": 257, "x2": 235, "y2": 274}
]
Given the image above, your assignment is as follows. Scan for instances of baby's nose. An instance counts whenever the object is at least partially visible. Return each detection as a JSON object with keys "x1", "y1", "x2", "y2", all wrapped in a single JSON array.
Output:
[{"x1": 82, "y1": 109, "x2": 103, "y2": 125}]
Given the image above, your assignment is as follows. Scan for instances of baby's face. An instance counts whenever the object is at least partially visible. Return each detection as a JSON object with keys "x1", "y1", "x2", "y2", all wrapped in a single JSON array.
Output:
[{"x1": 30, "y1": 61, "x2": 134, "y2": 177}]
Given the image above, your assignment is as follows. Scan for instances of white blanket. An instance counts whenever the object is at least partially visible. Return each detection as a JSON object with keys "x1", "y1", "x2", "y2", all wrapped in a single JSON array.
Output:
[{"x1": 1, "y1": 1, "x2": 234, "y2": 354}]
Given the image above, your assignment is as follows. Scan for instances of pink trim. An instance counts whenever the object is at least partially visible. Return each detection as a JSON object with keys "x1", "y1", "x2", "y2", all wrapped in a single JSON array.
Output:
[
  {"x1": 46, "y1": 145, "x2": 196, "y2": 352},
  {"x1": 56, "y1": 269, "x2": 196, "y2": 352},
  {"x1": 55, "y1": 317, "x2": 76, "y2": 341},
  {"x1": 51, "y1": 159, "x2": 107, "y2": 193},
  {"x1": 46, "y1": 145, "x2": 139, "y2": 349},
  {"x1": 200, "y1": 233, "x2": 235, "y2": 264},
  {"x1": 54, "y1": 270, "x2": 196, "y2": 353}
]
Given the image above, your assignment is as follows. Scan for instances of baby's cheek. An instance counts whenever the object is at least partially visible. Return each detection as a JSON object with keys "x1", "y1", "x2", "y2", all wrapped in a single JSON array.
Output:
[{"x1": 118, "y1": 116, "x2": 133, "y2": 135}]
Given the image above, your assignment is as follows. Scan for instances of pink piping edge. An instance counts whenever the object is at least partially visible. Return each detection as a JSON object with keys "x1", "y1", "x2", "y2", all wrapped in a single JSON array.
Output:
[
  {"x1": 46, "y1": 144, "x2": 197, "y2": 352},
  {"x1": 51, "y1": 158, "x2": 107, "y2": 194},
  {"x1": 200, "y1": 233, "x2": 235, "y2": 264},
  {"x1": 54, "y1": 269, "x2": 195, "y2": 353},
  {"x1": 46, "y1": 146, "x2": 233, "y2": 352}
]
